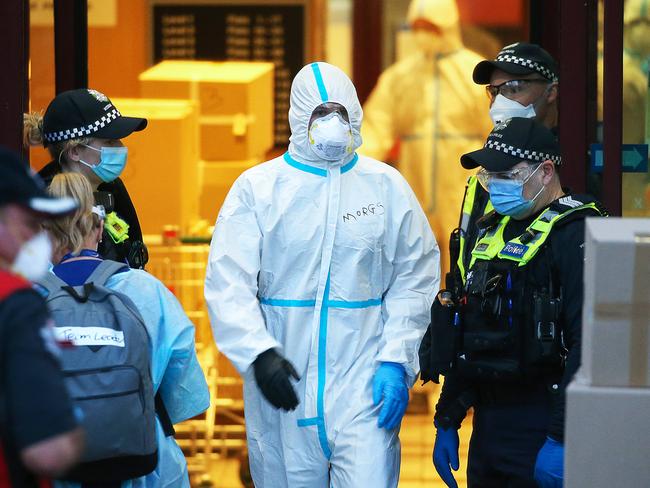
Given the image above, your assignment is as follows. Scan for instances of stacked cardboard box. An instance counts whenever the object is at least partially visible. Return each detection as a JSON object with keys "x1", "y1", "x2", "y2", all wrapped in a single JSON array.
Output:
[
  {"x1": 111, "y1": 98, "x2": 199, "y2": 236},
  {"x1": 565, "y1": 218, "x2": 650, "y2": 487},
  {"x1": 139, "y1": 61, "x2": 274, "y2": 222},
  {"x1": 140, "y1": 60, "x2": 274, "y2": 161}
]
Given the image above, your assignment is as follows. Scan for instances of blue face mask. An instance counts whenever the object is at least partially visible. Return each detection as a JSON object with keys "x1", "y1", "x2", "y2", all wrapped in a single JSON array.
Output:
[
  {"x1": 488, "y1": 164, "x2": 545, "y2": 219},
  {"x1": 79, "y1": 145, "x2": 128, "y2": 183}
]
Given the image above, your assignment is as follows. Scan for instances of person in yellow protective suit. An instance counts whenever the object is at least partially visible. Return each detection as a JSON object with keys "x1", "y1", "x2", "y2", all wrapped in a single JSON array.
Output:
[{"x1": 361, "y1": 0, "x2": 492, "y2": 273}]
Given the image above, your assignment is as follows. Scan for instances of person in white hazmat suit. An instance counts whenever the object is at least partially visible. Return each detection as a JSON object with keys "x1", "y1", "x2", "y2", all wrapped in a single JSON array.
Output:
[
  {"x1": 361, "y1": 0, "x2": 492, "y2": 274},
  {"x1": 204, "y1": 62, "x2": 440, "y2": 487}
]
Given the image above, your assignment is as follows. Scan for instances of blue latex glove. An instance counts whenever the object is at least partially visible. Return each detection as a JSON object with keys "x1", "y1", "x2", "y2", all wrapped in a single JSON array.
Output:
[
  {"x1": 372, "y1": 362, "x2": 409, "y2": 429},
  {"x1": 534, "y1": 437, "x2": 564, "y2": 488},
  {"x1": 433, "y1": 421, "x2": 460, "y2": 488}
]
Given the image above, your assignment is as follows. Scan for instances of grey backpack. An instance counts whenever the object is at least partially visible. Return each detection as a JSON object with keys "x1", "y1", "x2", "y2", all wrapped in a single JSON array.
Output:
[{"x1": 37, "y1": 260, "x2": 157, "y2": 482}]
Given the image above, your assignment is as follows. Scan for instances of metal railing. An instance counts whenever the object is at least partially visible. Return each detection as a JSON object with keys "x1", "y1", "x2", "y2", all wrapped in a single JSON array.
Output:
[{"x1": 147, "y1": 244, "x2": 247, "y2": 483}]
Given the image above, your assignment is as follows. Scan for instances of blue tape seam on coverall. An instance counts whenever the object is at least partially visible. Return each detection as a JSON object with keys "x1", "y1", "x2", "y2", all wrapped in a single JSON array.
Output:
[
  {"x1": 261, "y1": 285, "x2": 382, "y2": 459},
  {"x1": 283, "y1": 152, "x2": 358, "y2": 176}
]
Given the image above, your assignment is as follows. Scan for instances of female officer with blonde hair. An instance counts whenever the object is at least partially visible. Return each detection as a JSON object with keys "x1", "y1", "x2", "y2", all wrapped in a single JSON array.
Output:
[{"x1": 43, "y1": 173, "x2": 209, "y2": 488}]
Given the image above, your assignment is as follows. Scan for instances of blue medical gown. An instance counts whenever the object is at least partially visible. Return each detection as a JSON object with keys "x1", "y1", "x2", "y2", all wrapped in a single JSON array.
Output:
[{"x1": 55, "y1": 268, "x2": 210, "y2": 488}]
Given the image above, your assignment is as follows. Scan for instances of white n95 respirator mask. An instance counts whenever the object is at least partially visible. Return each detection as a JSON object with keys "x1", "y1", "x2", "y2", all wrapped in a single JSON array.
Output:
[
  {"x1": 489, "y1": 94, "x2": 537, "y2": 125},
  {"x1": 308, "y1": 113, "x2": 353, "y2": 161},
  {"x1": 11, "y1": 231, "x2": 53, "y2": 282}
]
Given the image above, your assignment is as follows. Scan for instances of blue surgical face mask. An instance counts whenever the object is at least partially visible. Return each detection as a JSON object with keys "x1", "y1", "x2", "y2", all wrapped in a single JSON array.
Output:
[
  {"x1": 488, "y1": 164, "x2": 545, "y2": 219},
  {"x1": 79, "y1": 144, "x2": 128, "y2": 183}
]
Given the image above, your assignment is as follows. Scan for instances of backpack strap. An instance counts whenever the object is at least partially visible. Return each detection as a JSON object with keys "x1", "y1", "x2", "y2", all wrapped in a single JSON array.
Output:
[
  {"x1": 38, "y1": 272, "x2": 97, "y2": 302},
  {"x1": 84, "y1": 260, "x2": 130, "y2": 287},
  {"x1": 155, "y1": 392, "x2": 176, "y2": 437},
  {"x1": 36, "y1": 271, "x2": 70, "y2": 296}
]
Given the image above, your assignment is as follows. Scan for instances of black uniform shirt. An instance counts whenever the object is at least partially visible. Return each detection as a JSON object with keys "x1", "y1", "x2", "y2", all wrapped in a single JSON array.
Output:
[{"x1": 0, "y1": 287, "x2": 77, "y2": 483}]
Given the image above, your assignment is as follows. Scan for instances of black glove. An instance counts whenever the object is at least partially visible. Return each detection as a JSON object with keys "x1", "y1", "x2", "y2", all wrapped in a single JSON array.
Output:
[{"x1": 253, "y1": 349, "x2": 300, "y2": 411}]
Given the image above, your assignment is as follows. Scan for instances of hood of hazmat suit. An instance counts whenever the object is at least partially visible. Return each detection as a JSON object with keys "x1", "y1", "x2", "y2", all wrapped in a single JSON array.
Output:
[
  {"x1": 361, "y1": 0, "x2": 492, "y2": 273},
  {"x1": 288, "y1": 63, "x2": 363, "y2": 166},
  {"x1": 205, "y1": 62, "x2": 440, "y2": 488}
]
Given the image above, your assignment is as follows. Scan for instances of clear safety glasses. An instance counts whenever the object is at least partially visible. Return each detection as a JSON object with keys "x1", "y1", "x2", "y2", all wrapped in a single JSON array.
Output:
[
  {"x1": 476, "y1": 163, "x2": 542, "y2": 191},
  {"x1": 485, "y1": 79, "x2": 550, "y2": 102}
]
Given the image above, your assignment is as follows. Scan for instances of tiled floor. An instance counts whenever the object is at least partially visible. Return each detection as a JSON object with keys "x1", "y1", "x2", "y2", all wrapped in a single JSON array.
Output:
[{"x1": 195, "y1": 390, "x2": 474, "y2": 488}]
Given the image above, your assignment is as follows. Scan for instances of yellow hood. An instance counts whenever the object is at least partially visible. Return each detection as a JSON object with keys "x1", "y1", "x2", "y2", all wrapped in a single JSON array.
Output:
[{"x1": 407, "y1": 0, "x2": 463, "y2": 52}]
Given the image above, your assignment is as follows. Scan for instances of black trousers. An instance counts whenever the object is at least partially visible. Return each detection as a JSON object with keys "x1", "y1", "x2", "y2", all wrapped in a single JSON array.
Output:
[{"x1": 467, "y1": 396, "x2": 551, "y2": 488}]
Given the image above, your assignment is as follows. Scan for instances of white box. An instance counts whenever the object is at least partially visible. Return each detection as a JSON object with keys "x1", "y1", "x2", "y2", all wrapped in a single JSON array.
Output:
[
  {"x1": 565, "y1": 380, "x2": 650, "y2": 487},
  {"x1": 581, "y1": 218, "x2": 650, "y2": 387}
]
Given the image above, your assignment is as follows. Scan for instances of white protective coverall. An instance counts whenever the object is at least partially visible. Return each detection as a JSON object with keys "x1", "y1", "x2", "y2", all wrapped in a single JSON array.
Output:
[
  {"x1": 361, "y1": 0, "x2": 492, "y2": 272},
  {"x1": 54, "y1": 269, "x2": 211, "y2": 488},
  {"x1": 205, "y1": 62, "x2": 440, "y2": 487}
]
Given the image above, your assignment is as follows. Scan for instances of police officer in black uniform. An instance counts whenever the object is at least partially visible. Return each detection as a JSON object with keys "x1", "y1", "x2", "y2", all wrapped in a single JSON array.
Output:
[
  {"x1": 25, "y1": 89, "x2": 149, "y2": 268},
  {"x1": 421, "y1": 118, "x2": 606, "y2": 488}
]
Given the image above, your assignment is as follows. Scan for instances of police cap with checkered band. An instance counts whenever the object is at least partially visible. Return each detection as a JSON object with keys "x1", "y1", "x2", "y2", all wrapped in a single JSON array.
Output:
[
  {"x1": 472, "y1": 42, "x2": 558, "y2": 84},
  {"x1": 42, "y1": 88, "x2": 147, "y2": 145},
  {"x1": 460, "y1": 117, "x2": 561, "y2": 172}
]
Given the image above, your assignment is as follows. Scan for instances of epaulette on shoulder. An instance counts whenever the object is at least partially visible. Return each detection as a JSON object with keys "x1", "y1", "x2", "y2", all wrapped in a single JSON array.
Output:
[{"x1": 550, "y1": 194, "x2": 608, "y2": 227}]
